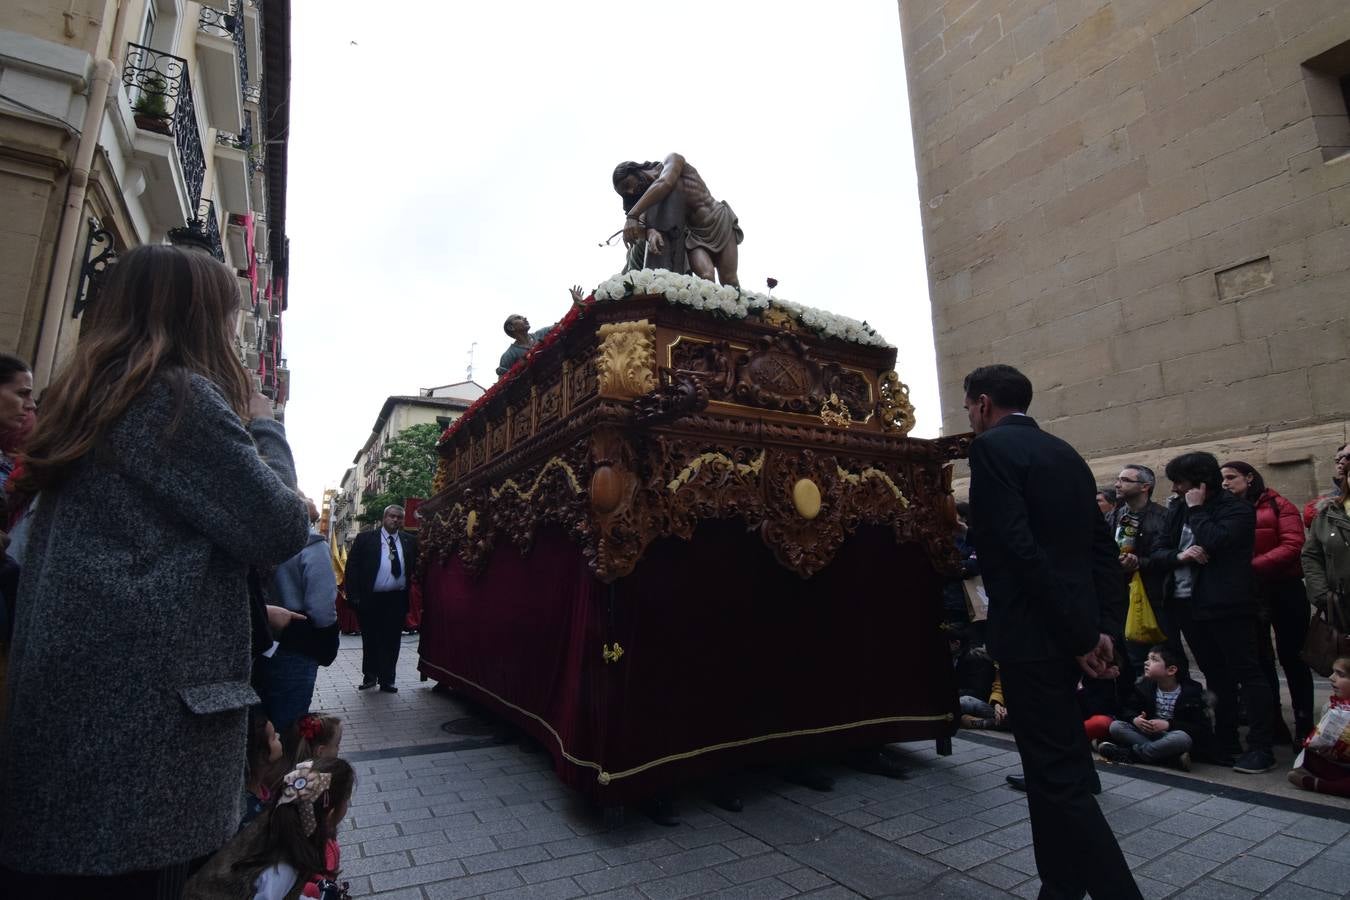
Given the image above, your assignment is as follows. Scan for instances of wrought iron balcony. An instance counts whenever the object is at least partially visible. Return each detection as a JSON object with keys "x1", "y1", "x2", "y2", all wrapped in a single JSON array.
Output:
[
  {"x1": 168, "y1": 198, "x2": 225, "y2": 262},
  {"x1": 200, "y1": 199, "x2": 224, "y2": 261},
  {"x1": 123, "y1": 43, "x2": 206, "y2": 210},
  {"x1": 198, "y1": 2, "x2": 248, "y2": 96}
]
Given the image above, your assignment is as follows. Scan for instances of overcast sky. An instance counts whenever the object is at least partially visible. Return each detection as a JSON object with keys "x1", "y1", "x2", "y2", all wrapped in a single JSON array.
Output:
[{"x1": 282, "y1": 0, "x2": 938, "y2": 502}]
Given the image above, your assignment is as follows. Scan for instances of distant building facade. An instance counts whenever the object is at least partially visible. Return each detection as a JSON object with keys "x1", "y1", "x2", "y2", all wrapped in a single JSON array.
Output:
[{"x1": 331, "y1": 382, "x2": 485, "y2": 547}]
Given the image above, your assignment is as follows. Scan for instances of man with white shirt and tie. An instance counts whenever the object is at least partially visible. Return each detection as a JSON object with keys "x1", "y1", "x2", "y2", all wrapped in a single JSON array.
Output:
[{"x1": 346, "y1": 505, "x2": 418, "y2": 692}]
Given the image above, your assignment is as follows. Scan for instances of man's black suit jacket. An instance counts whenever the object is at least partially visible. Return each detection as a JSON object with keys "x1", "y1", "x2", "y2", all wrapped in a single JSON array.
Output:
[
  {"x1": 968, "y1": 415, "x2": 1126, "y2": 664},
  {"x1": 346, "y1": 528, "x2": 418, "y2": 606}
]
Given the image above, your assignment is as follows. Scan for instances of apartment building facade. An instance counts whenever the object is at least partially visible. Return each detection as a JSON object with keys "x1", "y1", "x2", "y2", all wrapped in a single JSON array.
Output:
[
  {"x1": 330, "y1": 383, "x2": 486, "y2": 548},
  {"x1": 1, "y1": 0, "x2": 292, "y2": 414}
]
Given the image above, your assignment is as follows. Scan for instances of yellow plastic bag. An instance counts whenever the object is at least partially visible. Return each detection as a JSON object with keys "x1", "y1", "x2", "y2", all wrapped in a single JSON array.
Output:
[{"x1": 1124, "y1": 572, "x2": 1166, "y2": 644}]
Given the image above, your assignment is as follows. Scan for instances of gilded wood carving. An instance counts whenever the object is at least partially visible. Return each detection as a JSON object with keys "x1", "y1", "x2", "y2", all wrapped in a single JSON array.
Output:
[{"x1": 596, "y1": 319, "x2": 657, "y2": 399}]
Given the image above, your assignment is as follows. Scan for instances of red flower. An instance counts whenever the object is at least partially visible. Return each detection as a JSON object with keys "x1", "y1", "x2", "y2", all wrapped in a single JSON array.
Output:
[
  {"x1": 298, "y1": 715, "x2": 322, "y2": 740},
  {"x1": 766, "y1": 277, "x2": 778, "y2": 290}
]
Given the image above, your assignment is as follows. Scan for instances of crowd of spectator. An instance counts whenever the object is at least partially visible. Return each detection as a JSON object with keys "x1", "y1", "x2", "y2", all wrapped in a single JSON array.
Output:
[{"x1": 947, "y1": 438, "x2": 1350, "y2": 794}]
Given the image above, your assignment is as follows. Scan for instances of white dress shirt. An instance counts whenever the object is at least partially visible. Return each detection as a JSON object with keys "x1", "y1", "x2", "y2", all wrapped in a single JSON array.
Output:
[{"x1": 372, "y1": 527, "x2": 407, "y2": 593}]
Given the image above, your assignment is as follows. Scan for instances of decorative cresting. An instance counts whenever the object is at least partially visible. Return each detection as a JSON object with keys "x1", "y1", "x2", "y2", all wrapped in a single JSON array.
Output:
[
  {"x1": 668, "y1": 333, "x2": 873, "y2": 422},
  {"x1": 877, "y1": 370, "x2": 917, "y2": 435},
  {"x1": 595, "y1": 319, "x2": 657, "y2": 399}
]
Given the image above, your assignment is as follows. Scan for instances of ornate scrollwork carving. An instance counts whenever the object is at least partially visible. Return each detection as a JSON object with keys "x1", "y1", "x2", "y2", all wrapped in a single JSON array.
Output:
[
  {"x1": 667, "y1": 332, "x2": 872, "y2": 422},
  {"x1": 877, "y1": 370, "x2": 917, "y2": 435},
  {"x1": 596, "y1": 319, "x2": 657, "y2": 399},
  {"x1": 634, "y1": 369, "x2": 710, "y2": 427}
]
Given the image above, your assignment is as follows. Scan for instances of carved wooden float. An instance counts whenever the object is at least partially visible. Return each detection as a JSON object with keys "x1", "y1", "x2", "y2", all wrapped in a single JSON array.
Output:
[{"x1": 417, "y1": 294, "x2": 970, "y2": 802}]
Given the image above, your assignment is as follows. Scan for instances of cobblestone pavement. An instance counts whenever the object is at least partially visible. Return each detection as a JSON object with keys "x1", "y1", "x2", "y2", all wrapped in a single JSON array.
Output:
[{"x1": 318, "y1": 636, "x2": 1350, "y2": 899}]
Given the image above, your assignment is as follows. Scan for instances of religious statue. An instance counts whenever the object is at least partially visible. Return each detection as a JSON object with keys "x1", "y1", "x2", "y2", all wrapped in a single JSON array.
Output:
[{"x1": 613, "y1": 153, "x2": 742, "y2": 287}]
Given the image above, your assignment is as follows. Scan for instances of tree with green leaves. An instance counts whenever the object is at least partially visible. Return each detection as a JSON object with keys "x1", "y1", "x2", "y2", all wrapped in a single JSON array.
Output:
[{"x1": 357, "y1": 421, "x2": 443, "y2": 525}]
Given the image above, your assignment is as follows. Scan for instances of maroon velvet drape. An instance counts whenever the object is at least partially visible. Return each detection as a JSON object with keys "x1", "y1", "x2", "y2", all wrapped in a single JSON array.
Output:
[{"x1": 419, "y1": 522, "x2": 957, "y2": 802}]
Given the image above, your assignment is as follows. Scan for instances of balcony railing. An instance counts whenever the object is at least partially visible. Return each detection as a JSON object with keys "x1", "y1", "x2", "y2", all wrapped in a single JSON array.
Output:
[
  {"x1": 123, "y1": 43, "x2": 206, "y2": 210},
  {"x1": 243, "y1": 82, "x2": 261, "y2": 105},
  {"x1": 215, "y1": 109, "x2": 252, "y2": 154},
  {"x1": 198, "y1": 2, "x2": 248, "y2": 97},
  {"x1": 168, "y1": 198, "x2": 225, "y2": 261},
  {"x1": 199, "y1": 199, "x2": 224, "y2": 261}
]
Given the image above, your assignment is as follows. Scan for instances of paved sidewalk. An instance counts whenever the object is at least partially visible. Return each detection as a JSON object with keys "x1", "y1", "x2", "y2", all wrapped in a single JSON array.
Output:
[{"x1": 317, "y1": 636, "x2": 1350, "y2": 899}]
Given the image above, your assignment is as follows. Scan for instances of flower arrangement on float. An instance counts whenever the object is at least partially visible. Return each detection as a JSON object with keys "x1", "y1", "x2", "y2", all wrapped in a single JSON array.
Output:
[{"x1": 437, "y1": 271, "x2": 891, "y2": 446}]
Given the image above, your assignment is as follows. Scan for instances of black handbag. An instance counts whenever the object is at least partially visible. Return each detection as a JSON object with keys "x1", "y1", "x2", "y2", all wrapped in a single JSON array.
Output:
[
  {"x1": 278, "y1": 618, "x2": 342, "y2": 667},
  {"x1": 1301, "y1": 591, "x2": 1350, "y2": 677}
]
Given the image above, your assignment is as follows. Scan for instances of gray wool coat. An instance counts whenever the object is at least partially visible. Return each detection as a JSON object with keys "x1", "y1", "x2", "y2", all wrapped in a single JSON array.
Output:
[{"x1": 0, "y1": 373, "x2": 310, "y2": 875}]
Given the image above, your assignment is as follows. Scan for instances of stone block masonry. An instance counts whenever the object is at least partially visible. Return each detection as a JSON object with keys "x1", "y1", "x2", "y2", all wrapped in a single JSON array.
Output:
[{"x1": 898, "y1": 0, "x2": 1350, "y2": 490}]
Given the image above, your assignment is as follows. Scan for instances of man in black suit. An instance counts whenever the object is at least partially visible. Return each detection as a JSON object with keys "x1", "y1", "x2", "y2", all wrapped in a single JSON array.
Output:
[
  {"x1": 963, "y1": 364, "x2": 1140, "y2": 900},
  {"x1": 346, "y1": 504, "x2": 418, "y2": 693}
]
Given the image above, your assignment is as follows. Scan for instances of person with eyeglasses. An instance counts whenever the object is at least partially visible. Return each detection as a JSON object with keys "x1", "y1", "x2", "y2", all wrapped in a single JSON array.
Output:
[
  {"x1": 1106, "y1": 465, "x2": 1187, "y2": 677},
  {"x1": 345, "y1": 504, "x2": 418, "y2": 692},
  {"x1": 1304, "y1": 443, "x2": 1349, "y2": 528}
]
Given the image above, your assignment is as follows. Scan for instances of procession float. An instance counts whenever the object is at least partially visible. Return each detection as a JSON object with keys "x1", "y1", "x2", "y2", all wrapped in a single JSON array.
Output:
[{"x1": 416, "y1": 156, "x2": 970, "y2": 804}]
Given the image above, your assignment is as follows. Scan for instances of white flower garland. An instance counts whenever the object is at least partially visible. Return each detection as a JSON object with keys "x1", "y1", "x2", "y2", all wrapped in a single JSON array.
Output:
[{"x1": 592, "y1": 269, "x2": 892, "y2": 348}]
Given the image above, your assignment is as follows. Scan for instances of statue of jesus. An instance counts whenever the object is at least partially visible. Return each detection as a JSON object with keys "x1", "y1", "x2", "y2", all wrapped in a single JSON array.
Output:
[{"x1": 613, "y1": 153, "x2": 742, "y2": 287}]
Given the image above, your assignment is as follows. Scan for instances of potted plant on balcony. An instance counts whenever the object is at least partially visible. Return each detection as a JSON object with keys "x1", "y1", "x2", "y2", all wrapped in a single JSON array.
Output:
[{"x1": 132, "y1": 73, "x2": 172, "y2": 135}]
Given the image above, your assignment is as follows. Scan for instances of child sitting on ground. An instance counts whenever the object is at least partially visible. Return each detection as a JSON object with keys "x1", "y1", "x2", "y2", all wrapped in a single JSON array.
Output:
[
  {"x1": 1098, "y1": 645, "x2": 1211, "y2": 770},
  {"x1": 187, "y1": 757, "x2": 355, "y2": 899},
  {"x1": 284, "y1": 713, "x2": 344, "y2": 767},
  {"x1": 242, "y1": 707, "x2": 285, "y2": 831},
  {"x1": 950, "y1": 628, "x2": 1008, "y2": 730},
  {"x1": 1289, "y1": 656, "x2": 1350, "y2": 797}
]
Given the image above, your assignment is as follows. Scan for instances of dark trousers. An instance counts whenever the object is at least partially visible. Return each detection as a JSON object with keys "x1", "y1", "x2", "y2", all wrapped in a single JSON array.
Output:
[
  {"x1": 1000, "y1": 659, "x2": 1142, "y2": 900},
  {"x1": 1174, "y1": 607, "x2": 1274, "y2": 753},
  {"x1": 255, "y1": 646, "x2": 319, "y2": 733},
  {"x1": 1256, "y1": 578, "x2": 1314, "y2": 725},
  {"x1": 358, "y1": 589, "x2": 409, "y2": 685}
]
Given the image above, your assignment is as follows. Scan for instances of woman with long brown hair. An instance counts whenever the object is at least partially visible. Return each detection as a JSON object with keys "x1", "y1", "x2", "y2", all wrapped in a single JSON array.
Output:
[
  {"x1": 0, "y1": 244, "x2": 310, "y2": 893},
  {"x1": 1220, "y1": 460, "x2": 1314, "y2": 744}
]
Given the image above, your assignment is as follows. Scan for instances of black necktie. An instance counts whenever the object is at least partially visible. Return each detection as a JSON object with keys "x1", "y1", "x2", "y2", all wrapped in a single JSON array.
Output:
[{"x1": 388, "y1": 534, "x2": 402, "y2": 579}]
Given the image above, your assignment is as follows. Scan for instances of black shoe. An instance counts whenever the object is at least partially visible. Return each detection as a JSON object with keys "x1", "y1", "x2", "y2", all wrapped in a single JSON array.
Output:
[
  {"x1": 1233, "y1": 749, "x2": 1276, "y2": 774},
  {"x1": 380, "y1": 684, "x2": 399, "y2": 693},
  {"x1": 358, "y1": 679, "x2": 377, "y2": 690},
  {"x1": 783, "y1": 767, "x2": 834, "y2": 792},
  {"x1": 642, "y1": 797, "x2": 680, "y2": 827}
]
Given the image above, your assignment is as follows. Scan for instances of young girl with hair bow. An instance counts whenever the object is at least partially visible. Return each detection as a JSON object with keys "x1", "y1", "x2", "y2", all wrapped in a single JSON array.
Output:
[{"x1": 187, "y1": 757, "x2": 355, "y2": 899}]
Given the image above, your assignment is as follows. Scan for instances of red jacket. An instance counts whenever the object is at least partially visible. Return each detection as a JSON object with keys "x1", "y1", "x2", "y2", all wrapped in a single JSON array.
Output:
[{"x1": 1253, "y1": 488, "x2": 1304, "y2": 580}]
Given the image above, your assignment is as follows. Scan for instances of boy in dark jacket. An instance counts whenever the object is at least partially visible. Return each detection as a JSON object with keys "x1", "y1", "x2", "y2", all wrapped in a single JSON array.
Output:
[{"x1": 1099, "y1": 645, "x2": 1212, "y2": 769}]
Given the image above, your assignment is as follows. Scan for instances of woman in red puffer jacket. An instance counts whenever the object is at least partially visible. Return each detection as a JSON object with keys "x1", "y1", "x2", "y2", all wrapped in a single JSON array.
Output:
[{"x1": 1222, "y1": 460, "x2": 1314, "y2": 744}]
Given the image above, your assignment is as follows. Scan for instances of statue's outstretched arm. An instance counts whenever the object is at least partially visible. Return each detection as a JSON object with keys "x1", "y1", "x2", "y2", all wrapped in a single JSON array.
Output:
[{"x1": 627, "y1": 153, "x2": 685, "y2": 222}]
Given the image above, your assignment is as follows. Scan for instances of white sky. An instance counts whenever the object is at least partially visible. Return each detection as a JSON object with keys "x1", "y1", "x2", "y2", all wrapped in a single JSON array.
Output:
[{"x1": 282, "y1": 0, "x2": 939, "y2": 501}]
